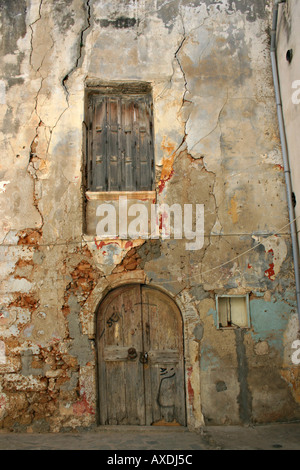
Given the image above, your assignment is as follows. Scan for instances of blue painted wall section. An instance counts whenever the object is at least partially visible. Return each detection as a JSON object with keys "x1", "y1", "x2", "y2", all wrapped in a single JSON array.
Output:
[{"x1": 249, "y1": 293, "x2": 296, "y2": 354}]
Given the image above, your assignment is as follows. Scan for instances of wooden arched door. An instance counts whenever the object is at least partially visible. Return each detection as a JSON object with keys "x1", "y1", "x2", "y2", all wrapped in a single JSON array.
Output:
[{"x1": 97, "y1": 284, "x2": 186, "y2": 426}]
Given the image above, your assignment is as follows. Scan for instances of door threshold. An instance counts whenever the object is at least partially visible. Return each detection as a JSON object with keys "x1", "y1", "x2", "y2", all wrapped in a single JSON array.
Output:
[{"x1": 96, "y1": 425, "x2": 188, "y2": 433}]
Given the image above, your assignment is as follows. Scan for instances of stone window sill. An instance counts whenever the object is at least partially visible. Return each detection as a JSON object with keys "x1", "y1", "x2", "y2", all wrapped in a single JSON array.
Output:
[{"x1": 86, "y1": 190, "x2": 156, "y2": 201}]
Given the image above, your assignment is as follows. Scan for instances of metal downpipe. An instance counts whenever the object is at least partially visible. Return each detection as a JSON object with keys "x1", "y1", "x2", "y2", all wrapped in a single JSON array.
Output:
[{"x1": 270, "y1": 0, "x2": 300, "y2": 328}]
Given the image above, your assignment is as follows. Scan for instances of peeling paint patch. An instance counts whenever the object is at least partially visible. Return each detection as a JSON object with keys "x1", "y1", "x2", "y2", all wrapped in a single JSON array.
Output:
[
  {"x1": 99, "y1": 17, "x2": 137, "y2": 29},
  {"x1": 158, "y1": 138, "x2": 177, "y2": 194},
  {"x1": 8, "y1": 294, "x2": 38, "y2": 312},
  {"x1": 0, "y1": 341, "x2": 6, "y2": 364},
  {"x1": 281, "y1": 367, "x2": 300, "y2": 404},
  {"x1": 0, "y1": 80, "x2": 6, "y2": 104},
  {"x1": 274, "y1": 164, "x2": 284, "y2": 171},
  {"x1": 0, "y1": 181, "x2": 10, "y2": 193},
  {"x1": 17, "y1": 229, "x2": 42, "y2": 246},
  {"x1": 73, "y1": 392, "x2": 94, "y2": 416},
  {"x1": 0, "y1": 393, "x2": 8, "y2": 420},
  {"x1": 196, "y1": 0, "x2": 267, "y2": 22},
  {"x1": 228, "y1": 195, "x2": 238, "y2": 224},
  {"x1": 252, "y1": 235, "x2": 288, "y2": 281},
  {"x1": 249, "y1": 296, "x2": 295, "y2": 353},
  {"x1": 207, "y1": 308, "x2": 218, "y2": 326},
  {"x1": 200, "y1": 343, "x2": 220, "y2": 371}
]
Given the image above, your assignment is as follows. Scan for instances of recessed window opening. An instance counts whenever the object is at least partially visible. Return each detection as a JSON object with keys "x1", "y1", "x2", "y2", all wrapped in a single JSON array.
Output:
[{"x1": 216, "y1": 294, "x2": 250, "y2": 329}]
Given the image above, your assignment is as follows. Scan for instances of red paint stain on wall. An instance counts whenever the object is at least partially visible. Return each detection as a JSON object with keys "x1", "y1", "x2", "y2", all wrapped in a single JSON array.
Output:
[
  {"x1": 265, "y1": 248, "x2": 276, "y2": 280},
  {"x1": 94, "y1": 240, "x2": 105, "y2": 250},
  {"x1": 94, "y1": 239, "x2": 119, "y2": 251},
  {"x1": 274, "y1": 164, "x2": 284, "y2": 171},
  {"x1": 265, "y1": 263, "x2": 275, "y2": 280}
]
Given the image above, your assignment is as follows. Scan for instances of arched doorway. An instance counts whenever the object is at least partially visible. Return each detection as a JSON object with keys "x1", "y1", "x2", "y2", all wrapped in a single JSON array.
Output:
[{"x1": 96, "y1": 284, "x2": 186, "y2": 426}]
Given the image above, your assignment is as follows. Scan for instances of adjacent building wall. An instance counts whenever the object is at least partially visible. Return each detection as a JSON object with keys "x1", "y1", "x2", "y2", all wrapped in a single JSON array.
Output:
[
  {"x1": 0, "y1": 0, "x2": 299, "y2": 431},
  {"x1": 276, "y1": 0, "x2": 300, "y2": 251}
]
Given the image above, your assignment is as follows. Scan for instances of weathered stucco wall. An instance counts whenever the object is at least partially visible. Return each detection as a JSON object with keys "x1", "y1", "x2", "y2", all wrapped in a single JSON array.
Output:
[{"x1": 0, "y1": 0, "x2": 299, "y2": 432}]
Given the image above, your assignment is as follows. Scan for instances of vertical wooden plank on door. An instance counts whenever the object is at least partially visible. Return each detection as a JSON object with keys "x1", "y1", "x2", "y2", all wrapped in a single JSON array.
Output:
[
  {"x1": 141, "y1": 286, "x2": 186, "y2": 426},
  {"x1": 99, "y1": 286, "x2": 125, "y2": 424},
  {"x1": 105, "y1": 289, "x2": 126, "y2": 424},
  {"x1": 140, "y1": 285, "x2": 153, "y2": 425},
  {"x1": 97, "y1": 285, "x2": 146, "y2": 425},
  {"x1": 122, "y1": 284, "x2": 145, "y2": 424}
]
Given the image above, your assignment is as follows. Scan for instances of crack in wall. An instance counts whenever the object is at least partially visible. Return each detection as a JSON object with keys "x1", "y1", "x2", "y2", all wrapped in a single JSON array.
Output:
[
  {"x1": 45, "y1": 0, "x2": 92, "y2": 163},
  {"x1": 29, "y1": 0, "x2": 44, "y2": 70},
  {"x1": 26, "y1": 0, "x2": 92, "y2": 234},
  {"x1": 27, "y1": 0, "x2": 46, "y2": 231},
  {"x1": 62, "y1": 0, "x2": 91, "y2": 102},
  {"x1": 28, "y1": 121, "x2": 45, "y2": 230},
  {"x1": 174, "y1": 12, "x2": 189, "y2": 147},
  {"x1": 156, "y1": 15, "x2": 189, "y2": 193},
  {"x1": 161, "y1": 13, "x2": 212, "y2": 171}
]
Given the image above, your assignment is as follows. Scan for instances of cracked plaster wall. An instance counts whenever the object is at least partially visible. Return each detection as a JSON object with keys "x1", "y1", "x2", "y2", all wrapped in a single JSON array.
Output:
[{"x1": 0, "y1": 0, "x2": 299, "y2": 431}]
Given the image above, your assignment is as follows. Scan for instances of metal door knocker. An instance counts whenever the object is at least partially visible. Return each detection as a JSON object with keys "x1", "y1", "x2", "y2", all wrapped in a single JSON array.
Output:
[{"x1": 127, "y1": 347, "x2": 137, "y2": 360}]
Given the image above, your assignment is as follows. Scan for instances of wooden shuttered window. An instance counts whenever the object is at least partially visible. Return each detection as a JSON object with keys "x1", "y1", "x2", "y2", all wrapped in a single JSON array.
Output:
[{"x1": 87, "y1": 92, "x2": 154, "y2": 192}]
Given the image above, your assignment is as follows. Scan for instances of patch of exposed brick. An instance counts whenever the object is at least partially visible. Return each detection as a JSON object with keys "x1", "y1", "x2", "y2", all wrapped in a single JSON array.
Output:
[
  {"x1": 17, "y1": 229, "x2": 42, "y2": 246},
  {"x1": 8, "y1": 294, "x2": 39, "y2": 312},
  {"x1": 15, "y1": 259, "x2": 34, "y2": 268},
  {"x1": 112, "y1": 247, "x2": 141, "y2": 274},
  {"x1": 63, "y1": 260, "x2": 100, "y2": 311}
]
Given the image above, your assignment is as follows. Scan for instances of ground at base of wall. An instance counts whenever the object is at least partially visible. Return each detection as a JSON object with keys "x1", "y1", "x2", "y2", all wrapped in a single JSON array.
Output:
[{"x1": 0, "y1": 422, "x2": 300, "y2": 450}]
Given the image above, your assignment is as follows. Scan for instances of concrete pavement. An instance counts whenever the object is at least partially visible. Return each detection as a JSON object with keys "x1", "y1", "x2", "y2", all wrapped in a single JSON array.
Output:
[{"x1": 0, "y1": 422, "x2": 299, "y2": 450}]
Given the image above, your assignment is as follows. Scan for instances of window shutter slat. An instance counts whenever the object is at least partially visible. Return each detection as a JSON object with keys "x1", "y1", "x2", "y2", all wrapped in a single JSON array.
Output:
[
  {"x1": 107, "y1": 98, "x2": 120, "y2": 191},
  {"x1": 121, "y1": 99, "x2": 135, "y2": 191},
  {"x1": 93, "y1": 97, "x2": 107, "y2": 191},
  {"x1": 138, "y1": 97, "x2": 151, "y2": 190}
]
